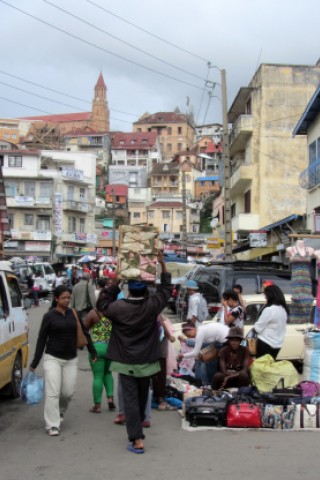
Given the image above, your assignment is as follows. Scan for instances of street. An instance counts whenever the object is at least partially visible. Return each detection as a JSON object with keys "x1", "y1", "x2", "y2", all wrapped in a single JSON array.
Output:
[{"x1": 0, "y1": 303, "x2": 319, "y2": 480}]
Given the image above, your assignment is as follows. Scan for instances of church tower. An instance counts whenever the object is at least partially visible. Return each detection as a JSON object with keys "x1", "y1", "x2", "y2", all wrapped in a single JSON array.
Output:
[{"x1": 91, "y1": 72, "x2": 110, "y2": 131}]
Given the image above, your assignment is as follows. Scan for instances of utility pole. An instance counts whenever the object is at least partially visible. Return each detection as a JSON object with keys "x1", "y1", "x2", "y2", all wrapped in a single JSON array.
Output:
[
  {"x1": 112, "y1": 188, "x2": 116, "y2": 257},
  {"x1": 181, "y1": 172, "x2": 188, "y2": 255},
  {"x1": 221, "y1": 69, "x2": 233, "y2": 260}
]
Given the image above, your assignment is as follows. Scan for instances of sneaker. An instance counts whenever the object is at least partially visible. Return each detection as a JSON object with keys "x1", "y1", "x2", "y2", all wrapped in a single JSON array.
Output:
[{"x1": 47, "y1": 427, "x2": 60, "y2": 436}]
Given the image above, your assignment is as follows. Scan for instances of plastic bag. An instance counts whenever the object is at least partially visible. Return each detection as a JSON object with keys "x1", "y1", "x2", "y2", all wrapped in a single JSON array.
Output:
[
  {"x1": 250, "y1": 354, "x2": 299, "y2": 393},
  {"x1": 20, "y1": 372, "x2": 44, "y2": 405}
]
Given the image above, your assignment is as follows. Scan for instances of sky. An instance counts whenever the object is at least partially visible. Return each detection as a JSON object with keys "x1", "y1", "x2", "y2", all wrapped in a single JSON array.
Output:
[{"x1": 1, "y1": 0, "x2": 320, "y2": 132}]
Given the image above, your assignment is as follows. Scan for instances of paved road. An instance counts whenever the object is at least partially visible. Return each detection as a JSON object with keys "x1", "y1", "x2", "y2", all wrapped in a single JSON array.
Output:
[{"x1": 0, "y1": 303, "x2": 318, "y2": 480}]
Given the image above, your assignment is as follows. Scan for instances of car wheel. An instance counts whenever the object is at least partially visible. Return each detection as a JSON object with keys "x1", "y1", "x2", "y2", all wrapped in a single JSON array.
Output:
[{"x1": 10, "y1": 353, "x2": 22, "y2": 398}]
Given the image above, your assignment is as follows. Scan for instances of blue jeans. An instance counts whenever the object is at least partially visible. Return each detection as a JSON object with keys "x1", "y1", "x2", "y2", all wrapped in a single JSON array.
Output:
[{"x1": 194, "y1": 342, "x2": 224, "y2": 386}]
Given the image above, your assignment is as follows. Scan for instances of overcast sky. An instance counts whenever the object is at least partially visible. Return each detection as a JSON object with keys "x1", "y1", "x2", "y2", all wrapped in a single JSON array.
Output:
[{"x1": 1, "y1": 0, "x2": 320, "y2": 132}]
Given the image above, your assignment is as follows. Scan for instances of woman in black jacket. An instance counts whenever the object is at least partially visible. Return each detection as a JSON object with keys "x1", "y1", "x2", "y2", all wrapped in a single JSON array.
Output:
[{"x1": 30, "y1": 285, "x2": 96, "y2": 436}]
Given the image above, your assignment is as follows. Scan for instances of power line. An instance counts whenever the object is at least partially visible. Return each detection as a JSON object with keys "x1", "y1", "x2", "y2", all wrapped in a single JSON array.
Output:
[
  {"x1": 0, "y1": 69, "x2": 139, "y2": 116},
  {"x1": 86, "y1": 0, "x2": 210, "y2": 63},
  {"x1": 196, "y1": 64, "x2": 211, "y2": 124},
  {"x1": 0, "y1": 96, "x2": 132, "y2": 124},
  {"x1": 0, "y1": 0, "x2": 206, "y2": 91},
  {"x1": 43, "y1": 0, "x2": 207, "y2": 83}
]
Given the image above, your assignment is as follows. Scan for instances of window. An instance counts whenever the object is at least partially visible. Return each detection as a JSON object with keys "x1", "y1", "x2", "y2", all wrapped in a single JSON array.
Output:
[
  {"x1": 79, "y1": 218, "x2": 85, "y2": 233},
  {"x1": 167, "y1": 127, "x2": 172, "y2": 134},
  {"x1": 39, "y1": 182, "x2": 52, "y2": 197},
  {"x1": 8, "y1": 156, "x2": 22, "y2": 167},
  {"x1": 148, "y1": 210, "x2": 154, "y2": 219},
  {"x1": 5, "y1": 273, "x2": 22, "y2": 308},
  {"x1": 231, "y1": 203, "x2": 236, "y2": 218},
  {"x1": 244, "y1": 190, "x2": 251, "y2": 213},
  {"x1": 137, "y1": 128, "x2": 141, "y2": 133},
  {"x1": 167, "y1": 143, "x2": 172, "y2": 153},
  {"x1": 24, "y1": 214, "x2": 34, "y2": 226},
  {"x1": 176, "y1": 211, "x2": 182, "y2": 219},
  {"x1": 68, "y1": 216, "x2": 76, "y2": 233},
  {"x1": 80, "y1": 187, "x2": 86, "y2": 200},
  {"x1": 162, "y1": 210, "x2": 170, "y2": 219},
  {"x1": 309, "y1": 141, "x2": 317, "y2": 165},
  {"x1": 37, "y1": 216, "x2": 50, "y2": 230},
  {"x1": 178, "y1": 143, "x2": 182, "y2": 151},
  {"x1": 163, "y1": 223, "x2": 169, "y2": 232},
  {"x1": 133, "y1": 212, "x2": 141, "y2": 218},
  {"x1": 178, "y1": 127, "x2": 182, "y2": 134},
  {"x1": 5, "y1": 181, "x2": 17, "y2": 197},
  {"x1": 8, "y1": 213, "x2": 14, "y2": 229},
  {"x1": 24, "y1": 181, "x2": 36, "y2": 197},
  {"x1": 12, "y1": 134, "x2": 16, "y2": 139},
  {"x1": 67, "y1": 185, "x2": 74, "y2": 200}
]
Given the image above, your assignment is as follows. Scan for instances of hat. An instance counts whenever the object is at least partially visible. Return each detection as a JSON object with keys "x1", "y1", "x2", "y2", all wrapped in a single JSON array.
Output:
[
  {"x1": 186, "y1": 280, "x2": 199, "y2": 290},
  {"x1": 128, "y1": 280, "x2": 147, "y2": 292},
  {"x1": 226, "y1": 326, "x2": 244, "y2": 340}
]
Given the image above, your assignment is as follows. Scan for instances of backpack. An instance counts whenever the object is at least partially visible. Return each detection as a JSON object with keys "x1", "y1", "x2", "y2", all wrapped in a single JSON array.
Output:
[{"x1": 198, "y1": 294, "x2": 209, "y2": 322}]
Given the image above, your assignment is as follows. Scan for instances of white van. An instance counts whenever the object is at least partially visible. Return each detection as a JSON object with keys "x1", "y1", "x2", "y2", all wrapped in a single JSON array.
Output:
[
  {"x1": 0, "y1": 261, "x2": 29, "y2": 397},
  {"x1": 14, "y1": 262, "x2": 56, "y2": 294}
]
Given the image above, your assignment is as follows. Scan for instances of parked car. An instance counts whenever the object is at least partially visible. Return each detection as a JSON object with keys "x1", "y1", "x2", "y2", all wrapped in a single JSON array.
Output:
[
  {"x1": 173, "y1": 294, "x2": 315, "y2": 364},
  {"x1": 176, "y1": 260, "x2": 293, "y2": 320},
  {"x1": 0, "y1": 261, "x2": 30, "y2": 397}
]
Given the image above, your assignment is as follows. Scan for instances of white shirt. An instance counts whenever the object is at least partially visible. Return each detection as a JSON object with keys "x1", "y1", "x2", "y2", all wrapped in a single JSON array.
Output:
[
  {"x1": 183, "y1": 323, "x2": 229, "y2": 359},
  {"x1": 54, "y1": 276, "x2": 64, "y2": 287},
  {"x1": 254, "y1": 304, "x2": 287, "y2": 349}
]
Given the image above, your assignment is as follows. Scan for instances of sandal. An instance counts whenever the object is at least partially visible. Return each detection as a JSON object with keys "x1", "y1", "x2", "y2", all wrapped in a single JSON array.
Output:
[
  {"x1": 157, "y1": 403, "x2": 177, "y2": 411},
  {"x1": 114, "y1": 414, "x2": 126, "y2": 424},
  {"x1": 89, "y1": 405, "x2": 101, "y2": 413},
  {"x1": 108, "y1": 397, "x2": 116, "y2": 411},
  {"x1": 127, "y1": 442, "x2": 144, "y2": 454}
]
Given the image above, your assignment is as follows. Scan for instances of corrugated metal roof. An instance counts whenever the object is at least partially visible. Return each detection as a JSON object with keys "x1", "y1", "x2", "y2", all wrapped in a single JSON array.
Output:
[
  {"x1": 195, "y1": 176, "x2": 219, "y2": 182},
  {"x1": 293, "y1": 84, "x2": 320, "y2": 136}
]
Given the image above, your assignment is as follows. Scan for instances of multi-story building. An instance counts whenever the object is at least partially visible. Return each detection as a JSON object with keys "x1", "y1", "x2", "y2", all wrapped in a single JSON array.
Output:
[
  {"x1": 195, "y1": 123, "x2": 223, "y2": 144},
  {"x1": 2, "y1": 149, "x2": 97, "y2": 261},
  {"x1": 227, "y1": 62, "x2": 320, "y2": 256},
  {"x1": 294, "y1": 84, "x2": 320, "y2": 238},
  {"x1": 133, "y1": 110, "x2": 195, "y2": 161},
  {"x1": 195, "y1": 175, "x2": 220, "y2": 201},
  {"x1": 150, "y1": 159, "x2": 201, "y2": 200},
  {"x1": 128, "y1": 187, "x2": 152, "y2": 226},
  {"x1": 108, "y1": 165, "x2": 148, "y2": 188},
  {"x1": 146, "y1": 200, "x2": 191, "y2": 235},
  {"x1": 111, "y1": 132, "x2": 161, "y2": 173},
  {"x1": 105, "y1": 184, "x2": 129, "y2": 223}
]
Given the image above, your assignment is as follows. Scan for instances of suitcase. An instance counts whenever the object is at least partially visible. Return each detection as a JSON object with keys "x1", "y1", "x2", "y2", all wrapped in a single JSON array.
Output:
[{"x1": 187, "y1": 396, "x2": 227, "y2": 427}]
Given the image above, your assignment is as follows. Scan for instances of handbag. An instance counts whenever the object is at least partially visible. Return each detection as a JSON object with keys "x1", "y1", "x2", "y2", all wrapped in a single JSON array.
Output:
[
  {"x1": 226, "y1": 402, "x2": 261, "y2": 428},
  {"x1": 73, "y1": 308, "x2": 88, "y2": 348},
  {"x1": 298, "y1": 381, "x2": 320, "y2": 398},
  {"x1": 293, "y1": 404, "x2": 320, "y2": 429},
  {"x1": 199, "y1": 344, "x2": 218, "y2": 362},
  {"x1": 261, "y1": 404, "x2": 295, "y2": 429},
  {"x1": 272, "y1": 378, "x2": 302, "y2": 397}
]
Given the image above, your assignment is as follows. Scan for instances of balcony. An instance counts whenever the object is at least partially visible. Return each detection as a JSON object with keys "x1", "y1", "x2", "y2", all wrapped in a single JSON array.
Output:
[
  {"x1": 232, "y1": 213, "x2": 260, "y2": 233},
  {"x1": 230, "y1": 162, "x2": 254, "y2": 195},
  {"x1": 299, "y1": 157, "x2": 320, "y2": 189},
  {"x1": 63, "y1": 200, "x2": 89, "y2": 212},
  {"x1": 229, "y1": 114, "x2": 253, "y2": 156}
]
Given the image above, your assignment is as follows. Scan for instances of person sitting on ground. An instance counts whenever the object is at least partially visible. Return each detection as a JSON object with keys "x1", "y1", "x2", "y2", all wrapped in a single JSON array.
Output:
[
  {"x1": 212, "y1": 326, "x2": 250, "y2": 390},
  {"x1": 221, "y1": 290, "x2": 244, "y2": 330}
]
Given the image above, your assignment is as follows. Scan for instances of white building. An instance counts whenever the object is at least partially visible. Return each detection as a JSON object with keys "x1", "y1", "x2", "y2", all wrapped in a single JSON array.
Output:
[{"x1": 2, "y1": 149, "x2": 97, "y2": 261}]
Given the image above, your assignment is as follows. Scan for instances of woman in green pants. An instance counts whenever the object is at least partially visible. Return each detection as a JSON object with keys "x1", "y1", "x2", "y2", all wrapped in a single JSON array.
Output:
[{"x1": 85, "y1": 307, "x2": 115, "y2": 412}]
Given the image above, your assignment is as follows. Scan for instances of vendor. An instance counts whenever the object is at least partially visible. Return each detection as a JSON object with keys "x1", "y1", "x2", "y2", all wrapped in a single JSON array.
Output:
[{"x1": 212, "y1": 326, "x2": 250, "y2": 390}]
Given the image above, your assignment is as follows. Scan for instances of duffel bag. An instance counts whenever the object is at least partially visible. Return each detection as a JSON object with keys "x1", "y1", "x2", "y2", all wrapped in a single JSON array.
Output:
[
  {"x1": 293, "y1": 404, "x2": 320, "y2": 429},
  {"x1": 261, "y1": 404, "x2": 295, "y2": 429},
  {"x1": 226, "y1": 402, "x2": 261, "y2": 428},
  {"x1": 298, "y1": 381, "x2": 320, "y2": 398},
  {"x1": 187, "y1": 396, "x2": 227, "y2": 427}
]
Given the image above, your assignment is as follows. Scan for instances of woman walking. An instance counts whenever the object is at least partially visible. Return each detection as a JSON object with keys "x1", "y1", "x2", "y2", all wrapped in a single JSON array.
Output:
[
  {"x1": 85, "y1": 289, "x2": 115, "y2": 413},
  {"x1": 29, "y1": 285, "x2": 96, "y2": 436}
]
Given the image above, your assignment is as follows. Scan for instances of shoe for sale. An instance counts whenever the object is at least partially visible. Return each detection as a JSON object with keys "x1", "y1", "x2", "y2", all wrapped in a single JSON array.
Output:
[{"x1": 47, "y1": 427, "x2": 60, "y2": 436}]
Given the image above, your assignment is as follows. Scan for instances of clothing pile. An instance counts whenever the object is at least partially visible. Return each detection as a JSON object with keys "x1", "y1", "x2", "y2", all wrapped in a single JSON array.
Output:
[
  {"x1": 303, "y1": 329, "x2": 320, "y2": 383},
  {"x1": 118, "y1": 225, "x2": 162, "y2": 282}
]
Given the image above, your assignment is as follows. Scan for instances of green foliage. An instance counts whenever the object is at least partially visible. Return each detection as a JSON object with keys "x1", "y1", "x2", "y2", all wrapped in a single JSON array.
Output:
[{"x1": 200, "y1": 196, "x2": 213, "y2": 233}]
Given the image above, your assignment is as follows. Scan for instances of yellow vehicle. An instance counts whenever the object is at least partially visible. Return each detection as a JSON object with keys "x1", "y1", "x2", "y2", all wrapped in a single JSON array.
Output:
[{"x1": 0, "y1": 261, "x2": 29, "y2": 397}]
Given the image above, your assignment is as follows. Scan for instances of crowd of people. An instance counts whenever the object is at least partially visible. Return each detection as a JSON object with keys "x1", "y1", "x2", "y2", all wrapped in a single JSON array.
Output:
[{"x1": 29, "y1": 252, "x2": 291, "y2": 453}]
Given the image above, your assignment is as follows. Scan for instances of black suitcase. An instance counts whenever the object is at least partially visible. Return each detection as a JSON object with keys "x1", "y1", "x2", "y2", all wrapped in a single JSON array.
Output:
[{"x1": 187, "y1": 396, "x2": 228, "y2": 427}]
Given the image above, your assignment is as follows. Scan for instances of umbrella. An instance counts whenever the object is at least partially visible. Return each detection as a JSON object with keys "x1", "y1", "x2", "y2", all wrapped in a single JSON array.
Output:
[
  {"x1": 78, "y1": 255, "x2": 96, "y2": 263},
  {"x1": 9, "y1": 256, "x2": 25, "y2": 264}
]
